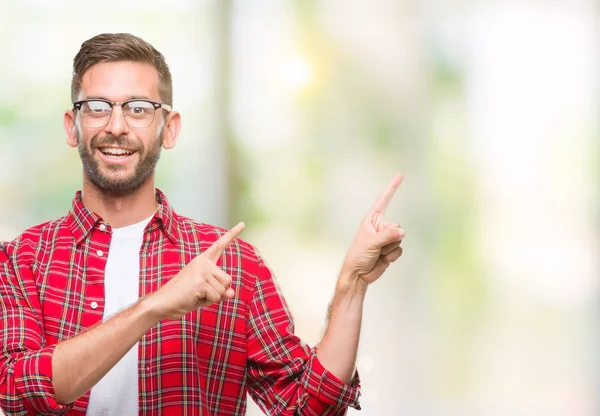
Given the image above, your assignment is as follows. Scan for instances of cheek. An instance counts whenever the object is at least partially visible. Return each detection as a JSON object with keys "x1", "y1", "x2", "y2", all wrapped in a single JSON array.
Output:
[
  {"x1": 75, "y1": 124, "x2": 83, "y2": 145},
  {"x1": 157, "y1": 125, "x2": 165, "y2": 145},
  {"x1": 143, "y1": 130, "x2": 163, "y2": 150},
  {"x1": 75, "y1": 126, "x2": 85, "y2": 146},
  {"x1": 77, "y1": 130, "x2": 98, "y2": 152},
  {"x1": 75, "y1": 118, "x2": 89, "y2": 142}
]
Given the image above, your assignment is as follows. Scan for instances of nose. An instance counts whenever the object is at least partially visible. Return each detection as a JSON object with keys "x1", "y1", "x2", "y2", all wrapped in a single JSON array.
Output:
[{"x1": 103, "y1": 105, "x2": 130, "y2": 137}]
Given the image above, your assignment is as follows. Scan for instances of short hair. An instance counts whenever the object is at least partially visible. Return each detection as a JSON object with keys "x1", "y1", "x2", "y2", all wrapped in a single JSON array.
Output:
[{"x1": 71, "y1": 33, "x2": 173, "y2": 105}]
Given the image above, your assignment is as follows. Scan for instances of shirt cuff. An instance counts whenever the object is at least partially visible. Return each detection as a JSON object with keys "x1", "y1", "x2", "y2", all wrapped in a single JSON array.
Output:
[
  {"x1": 299, "y1": 348, "x2": 361, "y2": 410},
  {"x1": 11, "y1": 344, "x2": 74, "y2": 414}
]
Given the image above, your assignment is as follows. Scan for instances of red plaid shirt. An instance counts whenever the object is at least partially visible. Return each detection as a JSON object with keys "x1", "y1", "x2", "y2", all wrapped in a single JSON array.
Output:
[{"x1": 0, "y1": 190, "x2": 361, "y2": 415}]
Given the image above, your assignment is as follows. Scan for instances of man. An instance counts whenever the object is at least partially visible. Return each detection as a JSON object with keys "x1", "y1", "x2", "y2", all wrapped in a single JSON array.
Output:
[{"x1": 0, "y1": 33, "x2": 405, "y2": 416}]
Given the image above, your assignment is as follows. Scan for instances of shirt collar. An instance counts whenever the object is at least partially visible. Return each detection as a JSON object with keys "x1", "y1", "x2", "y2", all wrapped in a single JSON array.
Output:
[
  {"x1": 67, "y1": 188, "x2": 180, "y2": 245},
  {"x1": 153, "y1": 189, "x2": 180, "y2": 244}
]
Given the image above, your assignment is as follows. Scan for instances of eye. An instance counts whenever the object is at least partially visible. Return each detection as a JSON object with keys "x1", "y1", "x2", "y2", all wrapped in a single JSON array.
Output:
[
  {"x1": 125, "y1": 101, "x2": 154, "y2": 117},
  {"x1": 82, "y1": 101, "x2": 111, "y2": 116}
]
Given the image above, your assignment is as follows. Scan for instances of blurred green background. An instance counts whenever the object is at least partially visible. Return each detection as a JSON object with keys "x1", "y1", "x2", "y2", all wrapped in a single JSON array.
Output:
[{"x1": 0, "y1": 1, "x2": 598, "y2": 415}]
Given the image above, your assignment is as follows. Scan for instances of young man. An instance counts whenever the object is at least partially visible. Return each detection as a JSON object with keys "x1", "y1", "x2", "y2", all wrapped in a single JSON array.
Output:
[{"x1": 0, "y1": 33, "x2": 405, "y2": 416}]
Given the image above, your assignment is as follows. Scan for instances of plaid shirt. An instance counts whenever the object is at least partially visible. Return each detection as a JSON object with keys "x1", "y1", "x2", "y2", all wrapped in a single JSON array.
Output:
[{"x1": 0, "y1": 190, "x2": 360, "y2": 416}]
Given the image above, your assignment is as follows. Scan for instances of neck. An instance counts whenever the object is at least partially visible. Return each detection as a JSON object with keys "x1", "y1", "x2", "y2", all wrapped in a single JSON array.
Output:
[{"x1": 81, "y1": 174, "x2": 158, "y2": 228}]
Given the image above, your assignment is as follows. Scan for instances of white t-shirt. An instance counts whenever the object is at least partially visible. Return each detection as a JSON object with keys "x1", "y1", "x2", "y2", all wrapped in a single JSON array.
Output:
[{"x1": 87, "y1": 214, "x2": 153, "y2": 416}]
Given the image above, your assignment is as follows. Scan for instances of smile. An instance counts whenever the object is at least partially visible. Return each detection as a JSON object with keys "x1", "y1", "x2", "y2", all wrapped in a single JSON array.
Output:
[
  {"x1": 96, "y1": 147, "x2": 137, "y2": 163},
  {"x1": 99, "y1": 147, "x2": 135, "y2": 156}
]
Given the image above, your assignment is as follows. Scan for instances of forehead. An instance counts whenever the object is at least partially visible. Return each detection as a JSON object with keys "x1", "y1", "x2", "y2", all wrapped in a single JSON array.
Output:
[{"x1": 79, "y1": 61, "x2": 161, "y2": 101}]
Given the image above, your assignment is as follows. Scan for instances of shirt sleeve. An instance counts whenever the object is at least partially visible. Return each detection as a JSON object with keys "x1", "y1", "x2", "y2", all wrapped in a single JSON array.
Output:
[
  {"x1": 245, "y1": 254, "x2": 361, "y2": 415},
  {"x1": 0, "y1": 243, "x2": 73, "y2": 415}
]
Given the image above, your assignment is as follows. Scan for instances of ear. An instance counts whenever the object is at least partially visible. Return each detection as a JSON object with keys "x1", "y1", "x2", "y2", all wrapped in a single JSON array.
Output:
[
  {"x1": 64, "y1": 110, "x2": 78, "y2": 148},
  {"x1": 162, "y1": 111, "x2": 181, "y2": 150}
]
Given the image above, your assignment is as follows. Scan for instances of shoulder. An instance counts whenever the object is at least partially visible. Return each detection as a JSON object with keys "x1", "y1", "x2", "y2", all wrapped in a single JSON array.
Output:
[
  {"x1": 2, "y1": 215, "x2": 70, "y2": 260},
  {"x1": 0, "y1": 241, "x2": 7, "y2": 262}
]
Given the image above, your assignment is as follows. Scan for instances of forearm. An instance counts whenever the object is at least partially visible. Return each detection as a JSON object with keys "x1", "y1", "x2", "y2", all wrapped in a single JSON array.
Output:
[
  {"x1": 52, "y1": 297, "x2": 159, "y2": 405},
  {"x1": 316, "y1": 270, "x2": 367, "y2": 384}
]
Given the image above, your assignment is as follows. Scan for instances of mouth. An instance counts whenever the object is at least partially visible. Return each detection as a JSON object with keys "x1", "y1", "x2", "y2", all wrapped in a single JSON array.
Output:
[{"x1": 96, "y1": 147, "x2": 137, "y2": 164}]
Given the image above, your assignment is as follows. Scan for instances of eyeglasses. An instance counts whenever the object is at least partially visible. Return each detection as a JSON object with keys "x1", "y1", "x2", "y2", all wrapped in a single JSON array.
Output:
[{"x1": 73, "y1": 98, "x2": 172, "y2": 129}]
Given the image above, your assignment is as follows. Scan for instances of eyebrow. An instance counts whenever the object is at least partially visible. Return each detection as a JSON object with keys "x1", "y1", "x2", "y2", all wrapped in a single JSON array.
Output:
[{"x1": 84, "y1": 95, "x2": 153, "y2": 101}]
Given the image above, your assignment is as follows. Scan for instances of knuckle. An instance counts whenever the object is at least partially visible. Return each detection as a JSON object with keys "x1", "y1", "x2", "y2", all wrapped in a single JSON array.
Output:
[{"x1": 193, "y1": 257, "x2": 207, "y2": 269}]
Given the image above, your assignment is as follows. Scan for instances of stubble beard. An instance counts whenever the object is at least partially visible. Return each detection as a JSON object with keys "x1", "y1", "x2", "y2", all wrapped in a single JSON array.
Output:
[{"x1": 76, "y1": 123, "x2": 164, "y2": 197}]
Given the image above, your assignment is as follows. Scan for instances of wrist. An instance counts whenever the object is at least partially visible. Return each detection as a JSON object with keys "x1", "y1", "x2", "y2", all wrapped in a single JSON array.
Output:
[
  {"x1": 137, "y1": 293, "x2": 166, "y2": 324},
  {"x1": 336, "y1": 268, "x2": 369, "y2": 297}
]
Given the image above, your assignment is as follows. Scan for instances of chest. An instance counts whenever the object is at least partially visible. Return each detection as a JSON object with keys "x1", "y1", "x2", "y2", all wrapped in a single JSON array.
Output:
[{"x1": 33, "y1": 237, "x2": 248, "y2": 361}]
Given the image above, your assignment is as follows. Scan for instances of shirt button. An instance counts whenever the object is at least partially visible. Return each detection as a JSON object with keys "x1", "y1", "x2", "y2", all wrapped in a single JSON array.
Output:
[
  {"x1": 99, "y1": 224, "x2": 107, "y2": 232},
  {"x1": 90, "y1": 301, "x2": 98, "y2": 309},
  {"x1": 96, "y1": 250, "x2": 104, "y2": 257}
]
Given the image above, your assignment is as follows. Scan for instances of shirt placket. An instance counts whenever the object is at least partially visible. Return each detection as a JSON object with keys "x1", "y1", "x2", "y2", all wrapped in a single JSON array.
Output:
[{"x1": 138, "y1": 224, "x2": 160, "y2": 415}]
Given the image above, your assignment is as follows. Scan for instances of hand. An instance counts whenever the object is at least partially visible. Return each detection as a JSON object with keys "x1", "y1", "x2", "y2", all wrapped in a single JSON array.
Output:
[
  {"x1": 146, "y1": 222, "x2": 246, "y2": 320},
  {"x1": 342, "y1": 174, "x2": 405, "y2": 286}
]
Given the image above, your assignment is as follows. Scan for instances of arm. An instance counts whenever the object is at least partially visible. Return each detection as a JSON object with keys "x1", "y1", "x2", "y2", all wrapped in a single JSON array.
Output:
[
  {"x1": 317, "y1": 174, "x2": 405, "y2": 384},
  {"x1": 51, "y1": 298, "x2": 157, "y2": 404},
  {"x1": 0, "y1": 243, "x2": 157, "y2": 413},
  {"x1": 0, "y1": 224, "x2": 244, "y2": 413},
  {"x1": 246, "y1": 258, "x2": 361, "y2": 416},
  {"x1": 0, "y1": 244, "x2": 63, "y2": 416},
  {"x1": 53, "y1": 222, "x2": 245, "y2": 404},
  {"x1": 245, "y1": 175, "x2": 405, "y2": 415},
  {"x1": 315, "y1": 274, "x2": 367, "y2": 386}
]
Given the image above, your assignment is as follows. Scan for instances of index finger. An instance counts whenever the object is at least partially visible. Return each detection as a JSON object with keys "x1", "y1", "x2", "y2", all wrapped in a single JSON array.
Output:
[
  {"x1": 371, "y1": 173, "x2": 403, "y2": 213},
  {"x1": 203, "y1": 222, "x2": 246, "y2": 263}
]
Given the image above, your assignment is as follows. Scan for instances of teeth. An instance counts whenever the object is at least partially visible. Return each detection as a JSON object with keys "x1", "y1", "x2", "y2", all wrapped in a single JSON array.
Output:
[{"x1": 100, "y1": 148, "x2": 134, "y2": 156}]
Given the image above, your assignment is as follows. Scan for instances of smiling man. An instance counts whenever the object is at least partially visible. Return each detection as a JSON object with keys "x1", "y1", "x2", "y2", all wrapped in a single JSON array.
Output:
[{"x1": 0, "y1": 33, "x2": 405, "y2": 416}]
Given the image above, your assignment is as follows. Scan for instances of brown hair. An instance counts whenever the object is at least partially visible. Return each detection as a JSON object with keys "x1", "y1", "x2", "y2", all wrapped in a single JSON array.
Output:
[{"x1": 71, "y1": 33, "x2": 173, "y2": 105}]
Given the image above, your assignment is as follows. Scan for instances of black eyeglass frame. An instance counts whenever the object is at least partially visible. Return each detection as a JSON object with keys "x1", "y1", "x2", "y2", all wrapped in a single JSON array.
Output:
[{"x1": 72, "y1": 98, "x2": 173, "y2": 129}]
